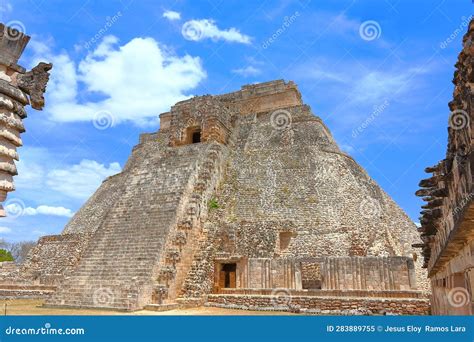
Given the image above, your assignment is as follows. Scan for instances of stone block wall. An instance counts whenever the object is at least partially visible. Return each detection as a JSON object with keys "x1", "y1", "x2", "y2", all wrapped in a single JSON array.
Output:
[
  {"x1": 45, "y1": 131, "x2": 228, "y2": 309},
  {"x1": 246, "y1": 258, "x2": 300, "y2": 289},
  {"x1": 22, "y1": 78, "x2": 427, "y2": 312},
  {"x1": 319, "y1": 256, "x2": 417, "y2": 291},
  {"x1": 181, "y1": 102, "x2": 427, "y2": 299},
  {"x1": 206, "y1": 294, "x2": 430, "y2": 315},
  {"x1": 19, "y1": 233, "x2": 92, "y2": 285},
  {"x1": 167, "y1": 96, "x2": 235, "y2": 147},
  {"x1": 62, "y1": 173, "x2": 127, "y2": 235},
  {"x1": 415, "y1": 19, "x2": 474, "y2": 315},
  {"x1": 214, "y1": 256, "x2": 417, "y2": 293},
  {"x1": 216, "y1": 79, "x2": 303, "y2": 115}
]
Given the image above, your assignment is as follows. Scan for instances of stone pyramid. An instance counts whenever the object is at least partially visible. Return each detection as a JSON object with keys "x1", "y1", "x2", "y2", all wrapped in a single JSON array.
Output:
[{"x1": 17, "y1": 80, "x2": 425, "y2": 311}]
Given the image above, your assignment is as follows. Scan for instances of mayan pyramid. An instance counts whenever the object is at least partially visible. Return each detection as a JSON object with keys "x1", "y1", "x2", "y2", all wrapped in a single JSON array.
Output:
[{"x1": 13, "y1": 80, "x2": 427, "y2": 313}]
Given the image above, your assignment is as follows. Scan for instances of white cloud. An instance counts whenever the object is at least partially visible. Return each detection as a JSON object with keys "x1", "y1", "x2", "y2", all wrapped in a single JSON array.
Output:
[
  {"x1": 0, "y1": 227, "x2": 12, "y2": 233},
  {"x1": 163, "y1": 10, "x2": 181, "y2": 21},
  {"x1": 232, "y1": 65, "x2": 261, "y2": 77},
  {"x1": 14, "y1": 148, "x2": 121, "y2": 205},
  {"x1": 46, "y1": 159, "x2": 121, "y2": 200},
  {"x1": 294, "y1": 59, "x2": 432, "y2": 105},
  {"x1": 24, "y1": 205, "x2": 74, "y2": 217},
  {"x1": 181, "y1": 19, "x2": 251, "y2": 44},
  {"x1": 29, "y1": 35, "x2": 206, "y2": 126}
]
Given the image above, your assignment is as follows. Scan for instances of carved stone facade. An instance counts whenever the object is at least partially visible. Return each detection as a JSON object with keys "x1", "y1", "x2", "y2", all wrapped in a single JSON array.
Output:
[
  {"x1": 165, "y1": 95, "x2": 235, "y2": 147},
  {"x1": 415, "y1": 19, "x2": 474, "y2": 315},
  {"x1": 0, "y1": 23, "x2": 52, "y2": 215}
]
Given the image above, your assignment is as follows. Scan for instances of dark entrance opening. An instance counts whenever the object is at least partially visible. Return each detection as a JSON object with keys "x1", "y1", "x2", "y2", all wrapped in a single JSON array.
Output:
[
  {"x1": 192, "y1": 130, "x2": 201, "y2": 143},
  {"x1": 220, "y1": 263, "x2": 237, "y2": 288}
]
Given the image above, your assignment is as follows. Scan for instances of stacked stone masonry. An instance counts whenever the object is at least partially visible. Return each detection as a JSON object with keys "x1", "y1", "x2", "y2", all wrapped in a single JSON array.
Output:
[
  {"x1": 415, "y1": 19, "x2": 474, "y2": 315},
  {"x1": 8, "y1": 79, "x2": 427, "y2": 314},
  {"x1": 0, "y1": 23, "x2": 51, "y2": 215},
  {"x1": 206, "y1": 294, "x2": 430, "y2": 315}
]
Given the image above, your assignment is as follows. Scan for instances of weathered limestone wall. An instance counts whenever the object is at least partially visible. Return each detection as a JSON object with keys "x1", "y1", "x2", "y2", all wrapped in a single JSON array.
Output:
[
  {"x1": 0, "y1": 284, "x2": 55, "y2": 299},
  {"x1": 45, "y1": 128, "x2": 229, "y2": 309},
  {"x1": 245, "y1": 258, "x2": 300, "y2": 289},
  {"x1": 320, "y1": 257, "x2": 416, "y2": 291},
  {"x1": 0, "y1": 23, "x2": 51, "y2": 215},
  {"x1": 19, "y1": 233, "x2": 92, "y2": 285},
  {"x1": 182, "y1": 103, "x2": 426, "y2": 298},
  {"x1": 215, "y1": 256, "x2": 417, "y2": 292},
  {"x1": 430, "y1": 239, "x2": 474, "y2": 314},
  {"x1": 0, "y1": 261, "x2": 17, "y2": 276},
  {"x1": 217, "y1": 79, "x2": 303, "y2": 115},
  {"x1": 207, "y1": 294, "x2": 430, "y2": 315},
  {"x1": 154, "y1": 142, "x2": 229, "y2": 303},
  {"x1": 26, "y1": 78, "x2": 425, "y2": 312},
  {"x1": 62, "y1": 173, "x2": 127, "y2": 235},
  {"x1": 167, "y1": 96, "x2": 235, "y2": 146},
  {"x1": 416, "y1": 19, "x2": 474, "y2": 315}
]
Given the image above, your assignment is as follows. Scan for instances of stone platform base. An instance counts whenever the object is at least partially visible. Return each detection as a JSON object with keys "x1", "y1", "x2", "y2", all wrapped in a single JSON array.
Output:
[
  {"x1": 0, "y1": 284, "x2": 56, "y2": 299},
  {"x1": 144, "y1": 303, "x2": 180, "y2": 311},
  {"x1": 206, "y1": 294, "x2": 430, "y2": 315}
]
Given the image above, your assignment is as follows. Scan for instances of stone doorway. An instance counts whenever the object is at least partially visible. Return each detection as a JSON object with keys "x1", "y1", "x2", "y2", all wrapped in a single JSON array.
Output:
[
  {"x1": 219, "y1": 263, "x2": 237, "y2": 289},
  {"x1": 186, "y1": 126, "x2": 201, "y2": 144},
  {"x1": 192, "y1": 130, "x2": 201, "y2": 143}
]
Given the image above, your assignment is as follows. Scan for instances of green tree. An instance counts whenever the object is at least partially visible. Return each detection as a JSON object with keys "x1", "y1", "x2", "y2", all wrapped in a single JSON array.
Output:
[{"x1": 0, "y1": 249, "x2": 14, "y2": 262}]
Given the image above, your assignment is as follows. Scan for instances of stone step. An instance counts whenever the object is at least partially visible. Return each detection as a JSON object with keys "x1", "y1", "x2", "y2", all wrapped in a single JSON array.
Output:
[{"x1": 143, "y1": 303, "x2": 180, "y2": 312}]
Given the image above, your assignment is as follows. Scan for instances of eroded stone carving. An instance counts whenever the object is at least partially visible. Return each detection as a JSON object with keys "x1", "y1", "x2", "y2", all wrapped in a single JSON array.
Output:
[
  {"x1": 0, "y1": 22, "x2": 52, "y2": 215},
  {"x1": 415, "y1": 19, "x2": 474, "y2": 315},
  {"x1": 16, "y1": 62, "x2": 53, "y2": 110}
]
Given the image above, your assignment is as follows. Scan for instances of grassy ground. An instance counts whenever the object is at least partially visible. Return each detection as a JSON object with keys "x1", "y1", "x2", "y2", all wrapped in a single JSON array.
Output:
[{"x1": 0, "y1": 299, "x2": 293, "y2": 316}]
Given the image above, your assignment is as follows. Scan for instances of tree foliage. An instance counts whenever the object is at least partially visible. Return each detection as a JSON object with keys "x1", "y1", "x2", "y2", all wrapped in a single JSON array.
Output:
[
  {"x1": 0, "y1": 239, "x2": 36, "y2": 263},
  {"x1": 0, "y1": 249, "x2": 13, "y2": 262}
]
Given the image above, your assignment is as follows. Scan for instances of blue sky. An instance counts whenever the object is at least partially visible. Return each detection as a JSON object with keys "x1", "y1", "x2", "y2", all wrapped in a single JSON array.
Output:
[{"x1": 0, "y1": 0, "x2": 472, "y2": 242}]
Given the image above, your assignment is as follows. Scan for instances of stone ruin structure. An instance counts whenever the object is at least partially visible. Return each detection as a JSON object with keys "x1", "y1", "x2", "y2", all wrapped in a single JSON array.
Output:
[
  {"x1": 415, "y1": 19, "x2": 474, "y2": 315},
  {"x1": 0, "y1": 23, "x2": 52, "y2": 215},
  {"x1": 0, "y1": 79, "x2": 429, "y2": 314}
]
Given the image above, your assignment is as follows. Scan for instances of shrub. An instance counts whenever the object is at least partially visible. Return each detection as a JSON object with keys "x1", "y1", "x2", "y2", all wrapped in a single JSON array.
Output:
[
  {"x1": 208, "y1": 198, "x2": 219, "y2": 210},
  {"x1": 0, "y1": 249, "x2": 14, "y2": 262}
]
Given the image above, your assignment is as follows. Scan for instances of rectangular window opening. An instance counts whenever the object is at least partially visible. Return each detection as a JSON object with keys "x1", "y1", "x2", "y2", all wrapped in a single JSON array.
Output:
[{"x1": 192, "y1": 130, "x2": 201, "y2": 143}]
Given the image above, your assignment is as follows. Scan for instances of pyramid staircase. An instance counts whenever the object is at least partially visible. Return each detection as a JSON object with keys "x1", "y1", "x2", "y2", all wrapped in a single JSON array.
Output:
[
  {"x1": 148, "y1": 143, "x2": 226, "y2": 308},
  {"x1": 46, "y1": 142, "x2": 226, "y2": 310}
]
